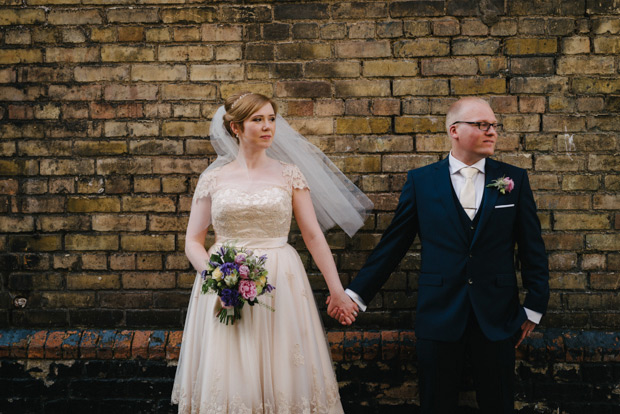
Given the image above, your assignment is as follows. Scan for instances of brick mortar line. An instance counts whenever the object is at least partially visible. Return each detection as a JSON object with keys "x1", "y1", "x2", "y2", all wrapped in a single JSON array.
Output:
[{"x1": 0, "y1": 328, "x2": 618, "y2": 362}]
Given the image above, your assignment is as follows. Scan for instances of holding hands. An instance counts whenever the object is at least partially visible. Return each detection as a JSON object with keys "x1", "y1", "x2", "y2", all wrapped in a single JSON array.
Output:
[{"x1": 326, "y1": 293, "x2": 359, "y2": 326}]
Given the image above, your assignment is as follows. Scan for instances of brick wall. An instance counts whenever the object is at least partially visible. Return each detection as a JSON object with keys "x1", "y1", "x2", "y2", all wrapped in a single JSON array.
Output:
[
  {"x1": 1, "y1": 329, "x2": 619, "y2": 413},
  {"x1": 2, "y1": 0, "x2": 618, "y2": 332},
  {"x1": 1, "y1": 1, "x2": 619, "y2": 408}
]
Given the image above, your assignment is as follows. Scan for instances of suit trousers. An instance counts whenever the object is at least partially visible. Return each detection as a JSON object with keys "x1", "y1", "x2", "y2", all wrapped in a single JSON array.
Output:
[{"x1": 416, "y1": 314, "x2": 517, "y2": 414}]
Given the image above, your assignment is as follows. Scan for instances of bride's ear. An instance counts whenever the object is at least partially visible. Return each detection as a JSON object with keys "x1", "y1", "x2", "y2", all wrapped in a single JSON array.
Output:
[{"x1": 230, "y1": 121, "x2": 241, "y2": 139}]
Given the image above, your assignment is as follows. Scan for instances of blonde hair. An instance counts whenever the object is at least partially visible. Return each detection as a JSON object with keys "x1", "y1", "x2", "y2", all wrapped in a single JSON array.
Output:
[
  {"x1": 223, "y1": 92, "x2": 278, "y2": 137},
  {"x1": 445, "y1": 97, "x2": 491, "y2": 132}
]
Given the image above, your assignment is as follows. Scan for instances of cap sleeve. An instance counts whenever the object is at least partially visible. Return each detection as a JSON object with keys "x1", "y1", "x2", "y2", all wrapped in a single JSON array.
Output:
[
  {"x1": 193, "y1": 169, "x2": 217, "y2": 200},
  {"x1": 283, "y1": 163, "x2": 309, "y2": 191}
]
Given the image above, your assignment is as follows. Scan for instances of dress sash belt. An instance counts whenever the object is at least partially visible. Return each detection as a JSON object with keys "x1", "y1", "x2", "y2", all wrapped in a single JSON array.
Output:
[{"x1": 213, "y1": 237, "x2": 288, "y2": 249}]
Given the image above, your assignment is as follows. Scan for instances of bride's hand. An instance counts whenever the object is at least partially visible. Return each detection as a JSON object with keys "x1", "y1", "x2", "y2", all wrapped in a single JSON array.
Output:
[{"x1": 326, "y1": 293, "x2": 359, "y2": 326}]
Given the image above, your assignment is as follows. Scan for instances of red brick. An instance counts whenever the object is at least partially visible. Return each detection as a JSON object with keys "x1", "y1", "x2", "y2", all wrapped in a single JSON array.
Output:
[
  {"x1": 61, "y1": 331, "x2": 81, "y2": 359},
  {"x1": 79, "y1": 330, "x2": 100, "y2": 359},
  {"x1": 28, "y1": 330, "x2": 47, "y2": 359},
  {"x1": 381, "y1": 330, "x2": 400, "y2": 360},
  {"x1": 166, "y1": 330, "x2": 183, "y2": 360},
  {"x1": 97, "y1": 330, "x2": 116, "y2": 359},
  {"x1": 362, "y1": 331, "x2": 381, "y2": 361},
  {"x1": 344, "y1": 331, "x2": 363, "y2": 361},
  {"x1": 148, "y1": 331, "x2": 168, "y2": 360},
  {"x1": 132, "y1": 330, "x2": 152, "y2": 359},
  {"x1": 10, "y1": 331, "x2": 32, "y2": 358},
  {"x1": 44, "y1": 330, "x2": 66, "y2": 359},
  {"x1": 114, "y1": 330, "x2": 134, "y2": 359},
  {"x1": 327, "y1": 331, "x2": 344, "y2": 362}
]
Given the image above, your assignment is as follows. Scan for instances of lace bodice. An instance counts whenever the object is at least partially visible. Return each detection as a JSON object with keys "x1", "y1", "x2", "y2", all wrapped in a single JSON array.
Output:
[{"x1": 194, "y1": 162, "x2": 309, "y2": 239}]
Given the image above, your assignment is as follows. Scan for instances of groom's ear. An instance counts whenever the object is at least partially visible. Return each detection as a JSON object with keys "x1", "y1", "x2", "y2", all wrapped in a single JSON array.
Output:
[{"x1": 448, "y1": 124, "x2": 459, "y2": 140}]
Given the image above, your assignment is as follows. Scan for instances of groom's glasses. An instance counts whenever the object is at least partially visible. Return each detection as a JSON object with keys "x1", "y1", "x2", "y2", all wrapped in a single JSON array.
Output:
[{"x1": 451, "y1": 121, "x2": 503, "y2": 132}]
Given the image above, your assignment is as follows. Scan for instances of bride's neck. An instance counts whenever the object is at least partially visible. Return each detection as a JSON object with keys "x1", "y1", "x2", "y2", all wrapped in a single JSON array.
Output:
[{"x1": 237, "y1": 146, "x2": 269, "y2": 170}]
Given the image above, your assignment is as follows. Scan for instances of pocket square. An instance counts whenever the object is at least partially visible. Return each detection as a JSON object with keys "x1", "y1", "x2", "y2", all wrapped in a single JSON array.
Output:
[{"x1": 495, "y1": 204, "x2": 515, "y2": 209}]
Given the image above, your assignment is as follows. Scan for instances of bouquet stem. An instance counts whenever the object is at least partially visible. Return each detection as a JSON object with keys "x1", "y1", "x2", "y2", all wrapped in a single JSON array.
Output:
[{"x1": 217, "y1": 307, "x2": 240, "y2": 325}]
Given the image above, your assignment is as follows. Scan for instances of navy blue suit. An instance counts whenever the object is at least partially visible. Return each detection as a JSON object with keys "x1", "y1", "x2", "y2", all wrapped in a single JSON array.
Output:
[
  {"x1": 349, "y1": 156, "x2": 549, "y2": 341},
  {"x1": 349, "y1": 157, "x2": 549, "y2": 412}
]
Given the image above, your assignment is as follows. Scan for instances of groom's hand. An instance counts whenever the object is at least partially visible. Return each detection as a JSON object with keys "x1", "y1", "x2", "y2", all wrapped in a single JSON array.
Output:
[{"x1": 515, "y1": 320, "x2": 536, "y2": 348}]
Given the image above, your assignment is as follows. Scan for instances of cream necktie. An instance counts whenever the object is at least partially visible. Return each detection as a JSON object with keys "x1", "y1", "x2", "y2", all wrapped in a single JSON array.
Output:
[{"x1": 459, "y1": 167, "x2": 478, "y2": 220}]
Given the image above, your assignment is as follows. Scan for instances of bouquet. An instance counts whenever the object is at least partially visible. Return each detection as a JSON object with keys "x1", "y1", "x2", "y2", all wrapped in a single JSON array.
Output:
[{"x1": 201, "y1": 243, "x2": 275, "y2": 325}]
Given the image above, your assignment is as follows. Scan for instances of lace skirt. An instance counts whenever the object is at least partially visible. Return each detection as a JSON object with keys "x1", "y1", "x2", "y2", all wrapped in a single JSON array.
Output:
[{"x1": 171, "y1": 238, "x2": 344, "y2": 414}]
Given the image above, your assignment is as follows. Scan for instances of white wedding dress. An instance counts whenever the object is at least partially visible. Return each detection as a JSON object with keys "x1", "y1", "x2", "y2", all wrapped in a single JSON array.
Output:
[{"x1": 172, "y1": 162, "x2": 344, "y2": 414}]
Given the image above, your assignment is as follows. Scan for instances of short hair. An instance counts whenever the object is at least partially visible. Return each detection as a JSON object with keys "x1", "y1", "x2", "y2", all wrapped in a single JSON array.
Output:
[
  {"x1": 445, "y1": 97, "x2": 491, "y2": 131},
  {"x1": 223, "y1": 92, "x2": 278, "y2": 137}
]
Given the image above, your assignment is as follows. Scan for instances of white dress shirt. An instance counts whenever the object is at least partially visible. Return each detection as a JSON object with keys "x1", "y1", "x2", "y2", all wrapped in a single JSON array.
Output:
[{"x1": 346, "y1": 153, "x2": 541, "y2": 324}]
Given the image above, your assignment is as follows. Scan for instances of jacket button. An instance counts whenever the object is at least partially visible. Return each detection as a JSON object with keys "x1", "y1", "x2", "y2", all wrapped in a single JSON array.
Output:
[{"x1": 468, "y1": 278, "x2": 473, "y2": 285}]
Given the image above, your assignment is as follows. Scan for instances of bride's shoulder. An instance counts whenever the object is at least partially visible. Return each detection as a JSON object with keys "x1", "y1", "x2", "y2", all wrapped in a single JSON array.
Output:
[
  {"x1": 279, "y1": 162, "x2": 308, "y2": 190},
  {"x1": 194, "y1": 165, "x2": 224, "y2": 198}
]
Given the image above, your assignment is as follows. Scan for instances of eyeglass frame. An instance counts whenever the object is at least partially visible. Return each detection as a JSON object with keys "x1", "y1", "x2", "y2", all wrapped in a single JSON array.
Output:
[{"x1": 450, "y1": 121, "x2": 503, "y2": 132}]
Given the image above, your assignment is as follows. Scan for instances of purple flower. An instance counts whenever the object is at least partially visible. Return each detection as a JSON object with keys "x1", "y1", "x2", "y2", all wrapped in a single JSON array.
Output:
[
  {"x1": 217, "y1": 246, "x2": 228, "y2": 257},
  {"x1": 239, "y1": 265, "x2": 250, "y2": 279},
  {"x1": 264, "y1": 284, "x2": 275, "y2": 293},
  {"x1": 234, "y1": 253, "x2": 247, "y2": 265},
  {"x1": 220, "y1": 262, "x2": 239, "y2": 276},
  {"x1": 220, "y1": 288, "x2": 241, "y2": 307}
]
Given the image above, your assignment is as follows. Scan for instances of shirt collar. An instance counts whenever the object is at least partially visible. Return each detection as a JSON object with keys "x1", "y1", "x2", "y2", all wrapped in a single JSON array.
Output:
[{"x1": 448, "y1": 152, "x2": 486, "y2": 175}]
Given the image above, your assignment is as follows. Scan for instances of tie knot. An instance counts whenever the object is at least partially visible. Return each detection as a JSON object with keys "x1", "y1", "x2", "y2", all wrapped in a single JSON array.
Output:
[{"x1": 461, "y1": 167, "x2": 478, "y2": 179}]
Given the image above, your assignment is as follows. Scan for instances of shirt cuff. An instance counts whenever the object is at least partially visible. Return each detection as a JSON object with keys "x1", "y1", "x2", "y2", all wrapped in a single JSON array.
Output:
[
  {"x1": 345, "y1": 289, "x2": 367, "y2": 312},
  {"x1": 524, "y1": 307, "x2": 542, "y2": 324}
]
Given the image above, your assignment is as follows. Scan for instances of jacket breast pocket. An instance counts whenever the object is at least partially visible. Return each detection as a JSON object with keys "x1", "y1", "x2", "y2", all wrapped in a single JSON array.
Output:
[{"x1": 418, "y1": 273, "x2": 443, "y2": 286}]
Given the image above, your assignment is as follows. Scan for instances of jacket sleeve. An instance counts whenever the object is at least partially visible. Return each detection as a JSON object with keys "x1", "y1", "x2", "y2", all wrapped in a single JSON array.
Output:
[
  {"x1": 347, "y1": 171, "x2": 419, "y2": 305},
  {"x1": 515, "y1": 170, "x2": 550, "y2": 314}
]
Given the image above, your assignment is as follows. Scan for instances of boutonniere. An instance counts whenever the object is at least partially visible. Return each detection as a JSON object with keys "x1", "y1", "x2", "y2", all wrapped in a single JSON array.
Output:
[{"x1": 486, "y1": 176, "x2": 514, "y2": 194}]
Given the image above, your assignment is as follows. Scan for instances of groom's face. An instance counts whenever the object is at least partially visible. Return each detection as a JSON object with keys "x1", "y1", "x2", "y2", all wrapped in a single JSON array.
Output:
[{"x1": 450, "y1": 102, "x2": 498, "y2": 164}]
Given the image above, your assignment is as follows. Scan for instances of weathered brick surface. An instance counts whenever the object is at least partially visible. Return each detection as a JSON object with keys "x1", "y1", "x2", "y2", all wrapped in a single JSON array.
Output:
[
  {"x1": 0, "y1": 329, "x2": 618, "y2": 413},
  {"x1": 0, "y1": 8, "x2": 618, "y2": 406}
]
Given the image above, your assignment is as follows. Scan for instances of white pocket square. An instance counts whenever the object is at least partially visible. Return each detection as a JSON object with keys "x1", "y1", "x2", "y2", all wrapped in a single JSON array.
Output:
[{"x1": 495, "y1": 204, "x2": 515, "y2": 209}]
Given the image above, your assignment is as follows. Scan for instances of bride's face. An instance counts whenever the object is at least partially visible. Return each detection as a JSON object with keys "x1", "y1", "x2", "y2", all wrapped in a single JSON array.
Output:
[{"x1": 238, "y1": 103, "x2": 276, "y2": 151}]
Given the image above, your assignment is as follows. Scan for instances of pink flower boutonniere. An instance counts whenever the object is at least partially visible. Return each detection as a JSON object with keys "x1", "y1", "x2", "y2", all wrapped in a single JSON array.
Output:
[{"x1": 486, "y1": 176, "x2": 515, "y2": 195}]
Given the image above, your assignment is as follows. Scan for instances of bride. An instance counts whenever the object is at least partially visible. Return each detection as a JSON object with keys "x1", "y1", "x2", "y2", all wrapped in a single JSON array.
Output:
[{"x1": 171, "y1": 92, "x2": 373, "y2": 413}]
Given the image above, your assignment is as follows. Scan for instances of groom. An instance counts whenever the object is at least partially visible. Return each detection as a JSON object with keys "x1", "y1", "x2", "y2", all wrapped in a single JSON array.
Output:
[{"x1": 333, "y1": 97, "x2": 549, "y2": 413}]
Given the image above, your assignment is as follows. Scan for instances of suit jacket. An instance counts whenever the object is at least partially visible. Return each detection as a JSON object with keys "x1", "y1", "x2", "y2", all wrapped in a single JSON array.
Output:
[{"x1": 348, "y1": 157, "x2": 549, "y2": 342}]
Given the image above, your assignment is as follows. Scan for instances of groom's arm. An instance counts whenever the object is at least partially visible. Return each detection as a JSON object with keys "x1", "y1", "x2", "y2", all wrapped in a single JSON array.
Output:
[
  {"x1": 347, "y1": 171, "x2": 419, "y2": 306},
  {"x1": 515, "y1": 170, "x2": 550, "y2": 316}
]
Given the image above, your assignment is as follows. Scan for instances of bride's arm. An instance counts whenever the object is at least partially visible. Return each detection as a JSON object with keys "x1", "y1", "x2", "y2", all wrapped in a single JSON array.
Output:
[
  {"x1": 292, "y1": 188, "x2": 359, "y2": 325},
  {"x1": 184, "y1": 197, "x2": 212, "y2": 274}
]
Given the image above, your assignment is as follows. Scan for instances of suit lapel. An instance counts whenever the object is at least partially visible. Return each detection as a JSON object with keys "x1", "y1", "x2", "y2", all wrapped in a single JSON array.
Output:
[
  {"x1": 471, "y1": 158, "x2": 502, "y2": 247},
  {"x1": 433, "y1": 158, "x2": 468, "y2": 245}
]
